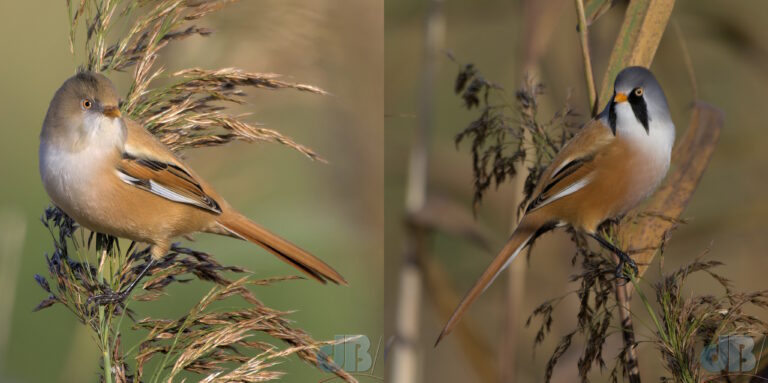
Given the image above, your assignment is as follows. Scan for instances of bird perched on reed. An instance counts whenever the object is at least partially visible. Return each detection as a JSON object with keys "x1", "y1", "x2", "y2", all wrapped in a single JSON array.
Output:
[
  {"x1": 39, "y1": 71, "x2": 347, "y2": 304},
  {"x1": 436, "y1": 66, "x2": 675, "y2": 345}
]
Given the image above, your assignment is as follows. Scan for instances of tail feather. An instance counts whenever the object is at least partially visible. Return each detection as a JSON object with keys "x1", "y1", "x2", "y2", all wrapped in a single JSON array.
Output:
[
  {"x1": 435, "y1": 224, "x2": 536, "y2": 346},
  {"x1": 216, "y1": 212, "x2": 347, "y2": 285}
]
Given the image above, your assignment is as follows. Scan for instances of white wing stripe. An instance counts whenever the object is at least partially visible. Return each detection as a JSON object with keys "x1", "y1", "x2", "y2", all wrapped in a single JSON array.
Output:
[
  {"x1": 550, "y1": 157, "x2": 573, "y2": 178},
  {"x1": 116, "y1": 170, "x2": 210, "y2": 210},
  {"x1": 534, "y1": 172, "x2": 595, "y2": 211},
  {"x1": 148, "y1": 180, "x2": 204, "y2": 207},
  {"x1": 116, "y1": 170, "x2": 140, "y2": 184}
]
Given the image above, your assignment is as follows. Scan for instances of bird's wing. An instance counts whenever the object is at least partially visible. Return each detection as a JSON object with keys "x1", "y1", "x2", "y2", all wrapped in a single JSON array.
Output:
[
  {"x1": 436, "y1": 119, "x2": 616, "y2": 346},
  {"x1": 117, "y1": 119, "x2": 222, "y2": 214},
  {"x1": 525, "y1": 118, "x2": 614, "y2": 213}
]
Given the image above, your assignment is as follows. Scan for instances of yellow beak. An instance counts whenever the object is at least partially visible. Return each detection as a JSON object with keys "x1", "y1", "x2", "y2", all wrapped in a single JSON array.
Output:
[
  {"x1": 103, "y1": 105, "x2": 121, "y2": 118},
  {"x1": 614, "y1": 92, "x2": 628, "y2": 103}
]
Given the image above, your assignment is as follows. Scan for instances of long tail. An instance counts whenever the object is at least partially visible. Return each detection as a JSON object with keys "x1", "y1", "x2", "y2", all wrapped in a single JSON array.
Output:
[
  {"x1": 215, "y1": 211, "x2": 347, "y2": 285},
  {"x1": 435, "y1": 221, "x2": 539, "y2": 346}
]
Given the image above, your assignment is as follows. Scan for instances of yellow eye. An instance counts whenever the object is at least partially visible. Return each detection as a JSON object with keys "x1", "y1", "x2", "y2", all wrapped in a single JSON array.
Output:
[
  {"x1": 634, "y1": 88, "x2": 644, "y2": 97},
  {"x1": 81, "y1": 99, "x2": 92, "y2": 109}
]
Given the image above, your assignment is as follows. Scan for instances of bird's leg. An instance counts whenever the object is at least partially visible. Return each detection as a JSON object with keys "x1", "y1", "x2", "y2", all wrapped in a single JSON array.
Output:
[
  {"x1": 87, "y1": 258, "x2": 155, "y2": 307},
  {"x1": 589, "y1": 233, "x2": 638, "y2": 280}
]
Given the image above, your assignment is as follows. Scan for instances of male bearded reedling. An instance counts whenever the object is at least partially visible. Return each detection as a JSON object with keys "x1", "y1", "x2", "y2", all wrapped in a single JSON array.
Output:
[
  {"x1": 39, "y1": 71, "x2": 347, "y2": 304},
  {"x1": 436, "y1": 66, "x2": 675, "y2": 346}
]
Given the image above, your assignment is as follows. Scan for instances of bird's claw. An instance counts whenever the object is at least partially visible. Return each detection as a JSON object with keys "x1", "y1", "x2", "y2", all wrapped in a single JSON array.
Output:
[{"x1": 614, "y1": 256, "x2": 639, "y2": 284}]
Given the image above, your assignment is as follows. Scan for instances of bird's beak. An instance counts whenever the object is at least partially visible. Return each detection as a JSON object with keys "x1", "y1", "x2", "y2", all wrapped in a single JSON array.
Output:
[
  {"x1": 103, "y1": 105, "x2": 121, "y2": 119},
  {"x1": 613, "y1": 92, "x2": 628, "y2": 103}
]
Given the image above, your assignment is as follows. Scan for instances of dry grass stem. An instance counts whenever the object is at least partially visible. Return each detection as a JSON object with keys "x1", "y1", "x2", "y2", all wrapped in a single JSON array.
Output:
[
  {"x1": 575, "y1": 0, "x2": 598, "y2": 115},
  {"x1": 635, "y1": 256, "x2": 768, "y2": 382}
]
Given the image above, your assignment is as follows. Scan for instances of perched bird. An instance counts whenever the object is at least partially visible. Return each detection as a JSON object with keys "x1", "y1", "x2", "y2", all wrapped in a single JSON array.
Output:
[
  {"x1": 436, "y1": 66, "x2": 675, "y2": 345},
  {"x1": 39, "y1": 71, "x2": 347, "y2": 304}
]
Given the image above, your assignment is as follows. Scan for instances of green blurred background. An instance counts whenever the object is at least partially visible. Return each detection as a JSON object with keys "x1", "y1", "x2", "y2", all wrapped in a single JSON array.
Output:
[
  {"x1": 0, "y1": 1, "x2": 382, "y2": 382},
  {"x1": 386, "y1": 0, "x2": 768, "y2": 382}
]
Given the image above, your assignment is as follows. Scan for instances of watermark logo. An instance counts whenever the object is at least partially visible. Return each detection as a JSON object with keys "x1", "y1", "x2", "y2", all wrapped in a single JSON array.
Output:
[
  {"x1": 319, "y1": 335, "x2": 381, "y2": 376},
  {"x1": 701, "y1": 334, "x2": 760, "y2": 373}
]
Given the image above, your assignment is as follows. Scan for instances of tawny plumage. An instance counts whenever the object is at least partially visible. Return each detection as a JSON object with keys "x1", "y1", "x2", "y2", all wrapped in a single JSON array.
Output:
[
  {"x1": 39, "y1": 71, "x2": 346, "y2": 303},
  {"x1": 436, "y1": 66, "x2": 675, "y2": 345}
]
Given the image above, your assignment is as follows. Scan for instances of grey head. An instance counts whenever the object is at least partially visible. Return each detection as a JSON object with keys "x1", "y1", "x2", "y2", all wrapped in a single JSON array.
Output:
[
  {"x1": 601, "y1": 66, "x2": 672, "y2": 135},
  {"x1": 41, "y1": 71, "x2": 122, "y2": 144}
]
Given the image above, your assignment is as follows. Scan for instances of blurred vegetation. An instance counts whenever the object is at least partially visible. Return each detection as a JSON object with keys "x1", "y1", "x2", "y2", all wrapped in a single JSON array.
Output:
[
  {"x1": 0, "y1": 1, "x2": 382, "y2": 382},
  {"x1": 452, "y1": 64, "x2": 576, "y2": 213},
  {"x1": 385, "y1": 0, "x2": 768, "y2": 382}
]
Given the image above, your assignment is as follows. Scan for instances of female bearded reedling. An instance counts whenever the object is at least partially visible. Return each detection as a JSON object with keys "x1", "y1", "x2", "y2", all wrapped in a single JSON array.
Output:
[
  {"x1": 39, "y1": 71, "x2": 347, "y2": 304},
  {"x1": 436, "y1": 66, "x2": 675, "y2": 345}
]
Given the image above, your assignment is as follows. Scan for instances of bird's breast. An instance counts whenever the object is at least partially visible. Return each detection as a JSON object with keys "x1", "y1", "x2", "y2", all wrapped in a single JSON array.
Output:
[
  {"x1": 605, "y1": 133, "x2": 671, "y2": 214},
  {"x1": 39, "y1": 118, "x2": 127, "y2": 228},
  {"x1": 39, "y1": 140, "x2": 118, "y2": 215}
]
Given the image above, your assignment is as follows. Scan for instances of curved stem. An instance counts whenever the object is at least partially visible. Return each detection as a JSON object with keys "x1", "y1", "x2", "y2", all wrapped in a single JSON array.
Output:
[{"x1": 574, "y1": 0, "x2": 598, "y2": 115}]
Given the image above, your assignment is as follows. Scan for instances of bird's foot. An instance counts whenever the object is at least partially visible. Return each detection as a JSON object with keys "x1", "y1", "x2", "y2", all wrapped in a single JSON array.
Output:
[
  {"x1": 614, "y1": 253, "x2": 639, "y2": 283},
  {"x1": 86, "y1": 259, "x2": 156, "y2": 307},
  {"x1": 86, "y1": 288, "x2": 131, "y2": 307}
]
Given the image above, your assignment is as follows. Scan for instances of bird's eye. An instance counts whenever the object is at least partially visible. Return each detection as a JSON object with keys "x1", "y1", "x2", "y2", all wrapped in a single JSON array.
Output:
[
  {"x1": 81, "y1": 99, "x2": 93, "y2": 109},
  {"x1": 634, "y1": 88, "x2": 644, "y2": 97}
]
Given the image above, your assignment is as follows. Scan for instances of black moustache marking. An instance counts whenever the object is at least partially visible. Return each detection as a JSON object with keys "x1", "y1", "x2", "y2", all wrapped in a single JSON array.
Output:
[
  {"x1": 628, "y1": 90, "x2": 650, "y2": 133},
  {"x1": 608, "y1": 96, "x2": 617, "y2": 136}
]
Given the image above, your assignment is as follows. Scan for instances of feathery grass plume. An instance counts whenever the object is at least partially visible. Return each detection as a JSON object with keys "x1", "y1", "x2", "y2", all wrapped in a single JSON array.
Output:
[
  {"x1": 134, "y1": 68, "x2": 327, "y2": 158},
  {"x1": 35, "y1": 1, "x2": 354, "y2": 382},
  {"x1": 35, "y1": 208, "x2": 354, "y2": 382},
  {"x1": 525, "y1": 226, "x2": 618, "y2": 382},
  {"x1": 67, "y1": 0, "x2": 326, "y2": 161},
  {"x1": 633, "y1": 253, "x2": 768, "y2": 382},
  {"x1": 452, "y1": 59, "x2": 577, "y2": 213}
]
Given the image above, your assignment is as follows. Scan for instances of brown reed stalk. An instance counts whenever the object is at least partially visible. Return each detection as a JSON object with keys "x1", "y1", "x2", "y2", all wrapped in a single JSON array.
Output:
[
  {"x1": 575, "y1": 0, "x2": 598, "y2": 116},
  {"x1": 389, "y1": 1, "x2": 445, "y2": 382},
  {"x1": 501, "y1": 1, "x2": 564, "y2": 379}
]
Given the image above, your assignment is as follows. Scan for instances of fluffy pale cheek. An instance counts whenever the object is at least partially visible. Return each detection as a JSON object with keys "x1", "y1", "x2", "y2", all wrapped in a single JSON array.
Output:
[
  {"x1": 81, "y1": 112, "x2": 103, "y2": 133},
  {"x1": 79, "y1": 113, "x2": 126, "y2": 149}
]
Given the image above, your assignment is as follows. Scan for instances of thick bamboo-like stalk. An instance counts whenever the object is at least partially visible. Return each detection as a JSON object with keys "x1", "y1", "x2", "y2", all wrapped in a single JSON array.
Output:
[
  {"x1": 388, "y1": 1, "x2": 444, "y2": 382},
  {"x1": 501, "y1": 160, "x2": 530, "y2": 383},
  {"x1": 500, "y1": 1, "x2": 566, "y2": 381},
  {"x1": 423, "y1": 256, "x2": 498, "y2": 383}
]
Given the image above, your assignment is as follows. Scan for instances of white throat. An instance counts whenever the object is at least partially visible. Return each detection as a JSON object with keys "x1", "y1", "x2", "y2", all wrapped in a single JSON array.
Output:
[
  {"x1": 79, "y1": 113, "x2": 126, "y2": 150},
  {"x1": 613, "y1": 102, "x2": 675, "y2": 158}
]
